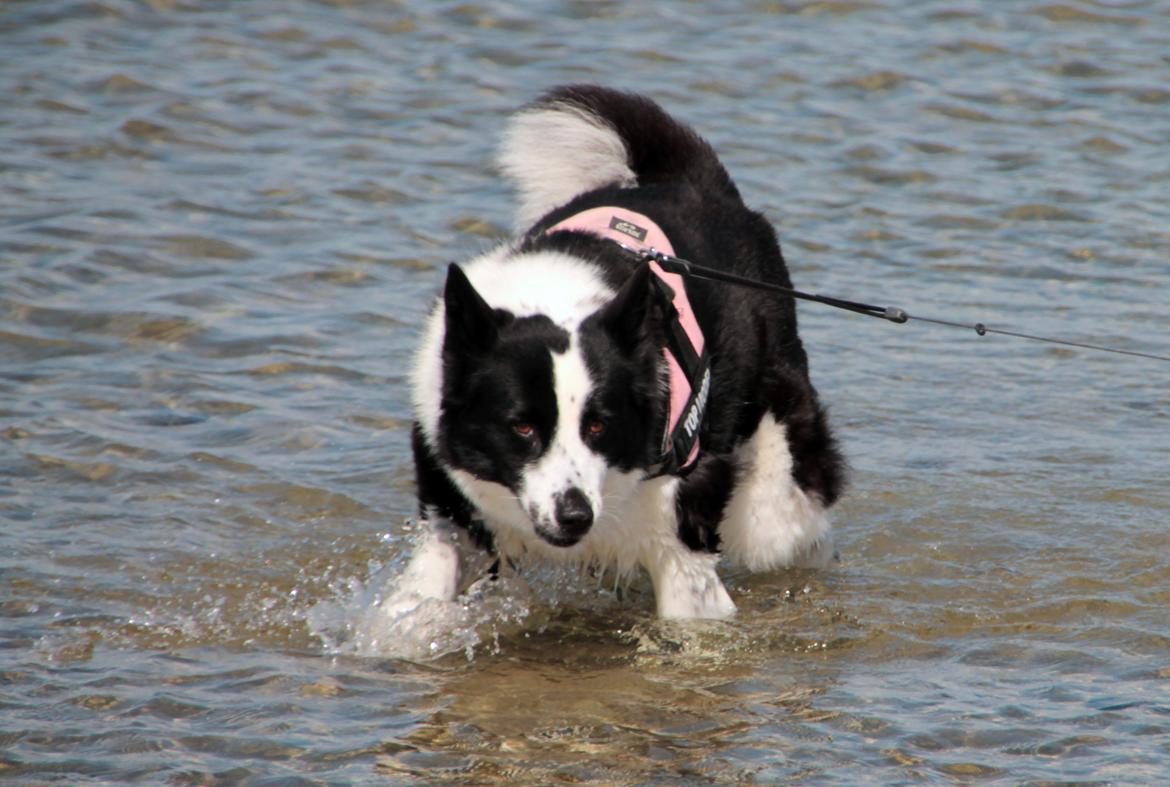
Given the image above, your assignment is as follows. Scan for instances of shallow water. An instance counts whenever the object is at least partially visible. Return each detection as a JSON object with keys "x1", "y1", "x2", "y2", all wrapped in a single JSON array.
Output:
[{"x1": 3, "y1": 0, "x2": 1170, "y2": 782}]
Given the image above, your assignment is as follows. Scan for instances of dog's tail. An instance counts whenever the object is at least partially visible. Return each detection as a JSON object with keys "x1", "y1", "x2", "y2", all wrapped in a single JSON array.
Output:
[{"x1": 499, "y1": 84, "x2": 738, "y2": 231}]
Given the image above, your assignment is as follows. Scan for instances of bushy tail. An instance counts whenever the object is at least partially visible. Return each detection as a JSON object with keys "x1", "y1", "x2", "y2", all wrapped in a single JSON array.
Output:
[{"x1": 498, "y1": 84, "x2": 737, "y2": 231}]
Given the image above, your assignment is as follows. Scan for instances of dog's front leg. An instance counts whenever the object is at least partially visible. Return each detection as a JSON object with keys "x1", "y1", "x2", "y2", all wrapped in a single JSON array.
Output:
[
  {"x1": 386, "y1": 424, "x2": 491, "y2": 616},
  {"x1": 641, "y1": 453, "x2": 737, "y2": 618},
  {"x1": 376, "y1": 519, "x2": 463, "y2": 619},
  {"x1": 644, "y1": 544, "x2": 736, "y2": 619}
]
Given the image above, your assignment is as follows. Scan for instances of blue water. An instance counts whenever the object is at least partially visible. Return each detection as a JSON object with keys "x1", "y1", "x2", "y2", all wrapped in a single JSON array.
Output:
[{"x1": 2, "y1": 0, "x2": 1169, "y2": 782}]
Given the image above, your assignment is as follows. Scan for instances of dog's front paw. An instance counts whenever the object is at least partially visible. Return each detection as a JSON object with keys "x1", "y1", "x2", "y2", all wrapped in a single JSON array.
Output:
[
  {"x1": 649, "y1": 551, "x2": 737, "y2": 620},
  {"x1": 387, "y1": 527, "x2": 462, "y2": 603},
  {"x1": 367, "y1": 560, "x2": 533, "y2": 661},
  {"x1": 657, "y1": 574, "x2": 737, "y2": 620}
]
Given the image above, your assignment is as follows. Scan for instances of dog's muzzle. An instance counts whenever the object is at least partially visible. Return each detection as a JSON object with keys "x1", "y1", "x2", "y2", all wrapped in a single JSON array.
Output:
[{"x1": 534, "y1": 487, "x2": 594, "y2": 547}]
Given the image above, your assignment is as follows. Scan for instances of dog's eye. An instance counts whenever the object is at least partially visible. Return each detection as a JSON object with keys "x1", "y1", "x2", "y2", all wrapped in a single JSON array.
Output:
[
  {"x1": 586, "y1": 420, "x2": 606, "y2": 437},
  {"x1": 512, "y1": 422, "x2": 536, "y2": 438}
]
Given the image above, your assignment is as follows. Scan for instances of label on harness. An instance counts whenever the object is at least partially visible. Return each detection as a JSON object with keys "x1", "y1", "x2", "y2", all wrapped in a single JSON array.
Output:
[
  {"x1": 608, "y1": 216, "x2": 648, "y2": 242},
  {"x1": 683, "y1": 367, "x2": 710, "y2": 440}
]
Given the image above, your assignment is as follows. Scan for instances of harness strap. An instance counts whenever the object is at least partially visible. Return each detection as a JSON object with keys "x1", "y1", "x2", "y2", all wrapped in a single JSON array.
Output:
[{"x1": 544, "y1": 206, "x2": 709, "y2": 475}]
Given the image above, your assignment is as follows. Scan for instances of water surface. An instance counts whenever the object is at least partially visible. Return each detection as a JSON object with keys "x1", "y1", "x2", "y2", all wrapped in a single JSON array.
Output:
[{"x1": 3, "y1": 0, "x2": 1170, "y2": 782}]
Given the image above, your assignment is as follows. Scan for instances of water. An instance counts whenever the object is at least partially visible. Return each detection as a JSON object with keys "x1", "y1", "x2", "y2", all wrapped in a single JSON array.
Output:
[{"x1": 3, "y1": 0, "x2": 1169, "y2": 782}]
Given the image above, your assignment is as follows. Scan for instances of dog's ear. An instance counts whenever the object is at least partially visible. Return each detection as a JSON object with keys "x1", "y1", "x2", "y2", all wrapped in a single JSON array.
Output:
[
  {"x1": 599, "y1": 264, "x2": 672, "y2": 354},
  {"x1": 444, "y1": 263, "x2": 499, "y2": 353}
]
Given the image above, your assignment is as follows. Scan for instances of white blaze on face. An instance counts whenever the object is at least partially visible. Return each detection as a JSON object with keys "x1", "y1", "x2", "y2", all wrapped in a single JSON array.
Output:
[{"x1": 517, "y1": 339, "x2": 606, "y2": 532}]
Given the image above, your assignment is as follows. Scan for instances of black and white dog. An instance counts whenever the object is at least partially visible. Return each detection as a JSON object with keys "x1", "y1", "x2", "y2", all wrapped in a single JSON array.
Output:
[{"x1": 398, "y1": 85, "x2": 844, "y2": 621}]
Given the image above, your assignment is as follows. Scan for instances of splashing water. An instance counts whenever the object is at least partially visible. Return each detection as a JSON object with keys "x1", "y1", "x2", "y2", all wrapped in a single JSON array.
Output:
[
  {"x1": 313, "y1": 570, "x2": 539, "y2": 661},
  {"x1": 307, "y1": 543, "x2": 529, "y2": 661},
  {"x1": 306, "y1": 522, "x2": 673, "y2": 661}
]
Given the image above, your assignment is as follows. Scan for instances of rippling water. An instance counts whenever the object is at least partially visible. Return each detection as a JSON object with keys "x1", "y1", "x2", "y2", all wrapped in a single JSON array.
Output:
[{"x1": 3, "y1": 0, "x2": 1170, "y2": 782}]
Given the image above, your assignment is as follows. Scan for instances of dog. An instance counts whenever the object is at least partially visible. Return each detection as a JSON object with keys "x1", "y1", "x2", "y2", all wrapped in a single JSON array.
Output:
[{"x1": 398, "y1": 85, "x2": 844, "y2": 622}]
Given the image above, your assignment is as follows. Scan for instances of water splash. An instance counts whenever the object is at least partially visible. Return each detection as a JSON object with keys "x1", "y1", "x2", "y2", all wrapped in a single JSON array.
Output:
[
  {"x1": 307, "y1": 525, "x2": 655, "y2": 661},
  {"x1": 308, "y1": 552, "x2": 536, "y2": 662}
]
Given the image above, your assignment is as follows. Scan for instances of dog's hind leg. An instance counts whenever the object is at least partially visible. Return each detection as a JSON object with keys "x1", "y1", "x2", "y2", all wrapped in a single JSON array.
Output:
[{"x1": 719, "y1": 415, "x2": 835, "y2": 571}]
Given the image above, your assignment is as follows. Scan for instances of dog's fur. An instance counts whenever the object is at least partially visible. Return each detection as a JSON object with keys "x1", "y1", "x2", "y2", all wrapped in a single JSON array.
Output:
[{"x1": 401, "y1": 85, "x2": 844, "y2": 620}]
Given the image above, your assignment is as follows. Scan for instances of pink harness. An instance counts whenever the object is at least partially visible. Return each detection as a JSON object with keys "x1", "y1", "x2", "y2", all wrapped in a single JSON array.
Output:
[{"x1": 546, "y1": 207, "x2": 710, "y2": 475}]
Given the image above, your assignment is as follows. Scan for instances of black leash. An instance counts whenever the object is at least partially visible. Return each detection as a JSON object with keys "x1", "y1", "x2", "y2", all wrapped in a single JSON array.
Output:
[{"x1": 641, "y1": 250, "x2": 1170, "y2": 365}]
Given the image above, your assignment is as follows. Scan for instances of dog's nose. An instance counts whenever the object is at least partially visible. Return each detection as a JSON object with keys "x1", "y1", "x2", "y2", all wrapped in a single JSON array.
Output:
[{"x1": 554, "y1": 488, "x2": 593, "y2": 537}]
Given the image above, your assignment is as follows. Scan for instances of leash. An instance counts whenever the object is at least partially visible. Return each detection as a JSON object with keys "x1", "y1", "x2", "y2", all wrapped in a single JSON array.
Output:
[{"x1": 635, "y1": 249, "x2": 1170, "y2": 365}]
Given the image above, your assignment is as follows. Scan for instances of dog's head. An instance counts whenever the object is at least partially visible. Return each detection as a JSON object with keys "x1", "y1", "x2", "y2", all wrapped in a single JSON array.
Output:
[{"x1": 435, "y1": 261, "x2": 670, "y2": 547}]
